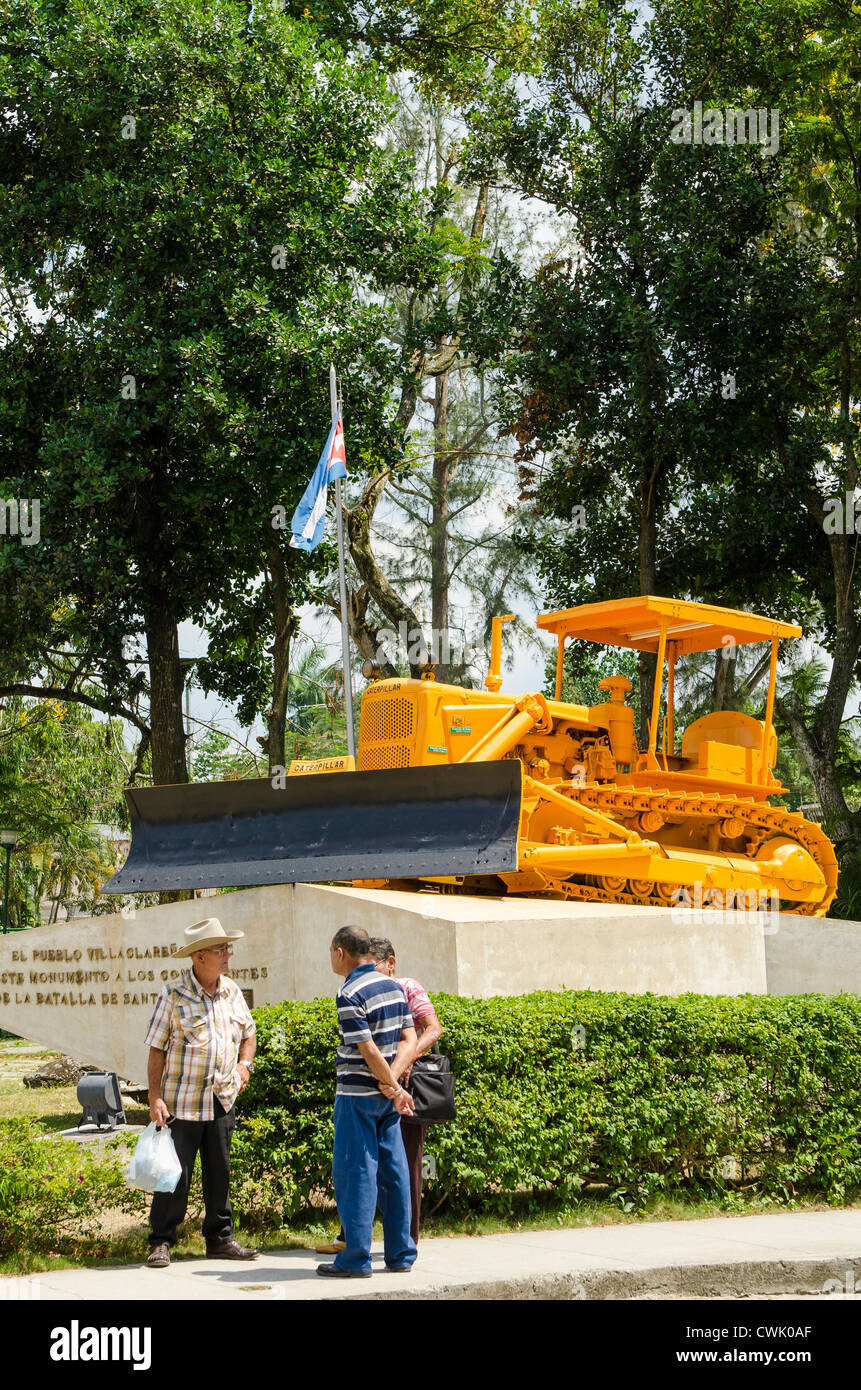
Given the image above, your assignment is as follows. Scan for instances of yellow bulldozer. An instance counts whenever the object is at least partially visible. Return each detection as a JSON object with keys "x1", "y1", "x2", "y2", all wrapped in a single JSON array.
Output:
[{"x1": 105, "y1": 596, "x2": 838, "y2": 916}]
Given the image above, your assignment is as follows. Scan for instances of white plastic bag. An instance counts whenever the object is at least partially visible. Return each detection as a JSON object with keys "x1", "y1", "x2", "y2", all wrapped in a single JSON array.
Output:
[{"x1": 126, "y1": 1121, "x2": 182, "y2": 1193}]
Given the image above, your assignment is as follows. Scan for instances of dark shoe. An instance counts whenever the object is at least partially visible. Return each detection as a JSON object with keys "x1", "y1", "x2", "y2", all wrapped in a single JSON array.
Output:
[
  {"x1": 316, "y1": 1262, "x2": 372, "y2": 1279},
  {"x1": 146, "y1": 1243, "x2": 170, "y2": 1268},
  {"x1": 205, "y1": 1239, "x2": 259, "y2": 1260},
  {"x1": 385, "y1": 1264, "x2": 413, "y2": 1272}
]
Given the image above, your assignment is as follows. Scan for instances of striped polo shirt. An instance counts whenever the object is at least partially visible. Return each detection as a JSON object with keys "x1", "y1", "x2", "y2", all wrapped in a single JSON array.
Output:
[{"x1": 335, "y1": 962, "x2": 414, "y2": 1097}]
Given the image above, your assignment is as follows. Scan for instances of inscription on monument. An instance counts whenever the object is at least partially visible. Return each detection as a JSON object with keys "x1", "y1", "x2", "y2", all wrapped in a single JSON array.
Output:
[{"x1": 0, "y1": 943, "x2": 270, "y2": 1009}]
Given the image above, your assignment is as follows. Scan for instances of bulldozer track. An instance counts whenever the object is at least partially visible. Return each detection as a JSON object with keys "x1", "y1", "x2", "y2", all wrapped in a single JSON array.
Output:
[{"x1": 534, "y1": 784, "x2": 839, "y2": 916}]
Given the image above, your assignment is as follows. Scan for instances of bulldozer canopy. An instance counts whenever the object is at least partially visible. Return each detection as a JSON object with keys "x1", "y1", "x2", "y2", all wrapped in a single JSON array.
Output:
[{"x1": 537, "y1": 596, "x2": 801, "y2": 657}]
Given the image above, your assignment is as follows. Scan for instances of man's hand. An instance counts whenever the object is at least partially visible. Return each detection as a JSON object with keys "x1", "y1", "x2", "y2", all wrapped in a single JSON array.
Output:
[
  {"x1": 237, "y1": 1062, "x2": 251, "y2": 1092},
  {"x1": 381, "y1": 1064, "x2": 412, "y2": 1097},
  {"x1": 378, "y1": 1078, "x2": 415, "y2": 1113},
  {"x1": 150, "y1": 1097, "x2": 170, "y2": 1127}
]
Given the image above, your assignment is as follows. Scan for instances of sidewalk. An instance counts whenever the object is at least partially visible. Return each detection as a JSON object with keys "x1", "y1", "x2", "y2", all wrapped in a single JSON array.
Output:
[{"x1": 7, "y1": 1210, "x2": 861, "y2": 1300}]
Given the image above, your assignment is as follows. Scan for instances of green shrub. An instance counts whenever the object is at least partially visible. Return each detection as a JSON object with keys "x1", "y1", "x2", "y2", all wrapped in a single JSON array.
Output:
[
  {"x1": 0, "y1": 1119, "x2": 147, "y2": 1255},
  {"x1": 232, "y1": 991, "x2": 861, "y2": 1226}
]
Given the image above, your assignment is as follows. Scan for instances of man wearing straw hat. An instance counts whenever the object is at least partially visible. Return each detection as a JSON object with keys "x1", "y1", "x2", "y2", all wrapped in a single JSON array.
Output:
[{"x1": 144, "y1": 918, "x2": 259, "y2": 1268}]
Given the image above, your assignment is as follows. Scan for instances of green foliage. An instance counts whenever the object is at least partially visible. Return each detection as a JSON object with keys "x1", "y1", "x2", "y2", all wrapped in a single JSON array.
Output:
[
  {"x1": 0, "y1": 0, "x2": 444, "y2": 766},
  {"x1": 190, "y1": 728, "x2": 265, "y2": 783},
  {"x1": 231, "y1": 999, "x2": 340, "y2": 1222},
  {"x1": 286, "y1": 647, "x2": 344, "y2": 736},
  {"x1": 0, "y1": 1119, "x2": 146, "y2": 1256},
  {"x1": 544, "y1": 641, "x2": 640, "y2": 713},
  {"x1": 463, "y1": 0, "x2": 861, "y2": 848},
  {"x1": 0, "y1": 696, "x2": 132, "y2": 925},
  {"x1": 233, "y1": 990, "x2": 861, "y2": 1225},
  {"x1": 830, "y1": 853, "x2": 861, "y2": 923}
]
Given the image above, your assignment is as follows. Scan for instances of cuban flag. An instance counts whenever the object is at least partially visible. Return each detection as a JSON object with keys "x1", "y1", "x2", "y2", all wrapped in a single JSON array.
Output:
[{"x1": 289, "y1": 412, "x2": 347, "y2": 552}]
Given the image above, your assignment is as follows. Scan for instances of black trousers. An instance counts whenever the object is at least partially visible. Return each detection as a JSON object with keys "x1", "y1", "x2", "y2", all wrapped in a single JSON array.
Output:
[
  {"x1": 401, "y1": 1120, "x2": 427, "y2": 1244},
  {"x1": 149, "y1": 1098, "x2": 235, "y2": 1248}
]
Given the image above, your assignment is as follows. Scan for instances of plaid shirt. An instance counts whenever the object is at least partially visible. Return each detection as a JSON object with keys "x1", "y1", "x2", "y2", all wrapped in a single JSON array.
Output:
[{"x1": 144, "y1": 969, "x2": 256, "y2": 1121}]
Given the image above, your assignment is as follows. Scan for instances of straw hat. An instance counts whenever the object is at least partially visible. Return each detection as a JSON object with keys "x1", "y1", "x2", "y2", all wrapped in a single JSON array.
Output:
[{"x1": 170, "y1": 917, "x2": 244, "y2": 959}]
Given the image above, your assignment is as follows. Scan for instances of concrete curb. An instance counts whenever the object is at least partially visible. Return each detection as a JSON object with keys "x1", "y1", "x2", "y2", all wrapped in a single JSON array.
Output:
[{"x1": 344, "y1": 1257, "x2": 861, "y2": 1300}]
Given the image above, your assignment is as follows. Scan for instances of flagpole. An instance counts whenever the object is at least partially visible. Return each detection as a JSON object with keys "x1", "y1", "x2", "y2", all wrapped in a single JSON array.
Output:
[{"x1": 331, "y1": 363, "x2": 356, "y2": 759}]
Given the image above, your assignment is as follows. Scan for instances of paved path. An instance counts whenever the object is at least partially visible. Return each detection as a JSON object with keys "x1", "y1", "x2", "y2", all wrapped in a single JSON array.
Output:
[
  {"x1": 0, "y1": 1044, "x2": 56, "y2": 1082},
  {"x1": 6, "y1": 1210, "x2": 861, "y2": 1301}
]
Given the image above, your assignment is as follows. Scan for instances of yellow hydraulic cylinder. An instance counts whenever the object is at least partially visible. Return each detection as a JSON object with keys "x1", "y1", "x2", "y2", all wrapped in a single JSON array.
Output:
[
  {"x1": 462, "y1": 693, "x2": 551, "y2": 763},
  {"x1": 520, "y1": 841, "x2": 658, "y2": 869}
]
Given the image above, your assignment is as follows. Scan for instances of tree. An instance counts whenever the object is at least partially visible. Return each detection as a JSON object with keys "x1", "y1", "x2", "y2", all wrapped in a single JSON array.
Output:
[
  {"x1": 0, "y1": 0, "x2": 441, "y2": 784},
  {"x1": 310, "y1": 86, "x2": 547, "y2": 686},
  {"x1": 0, "y1": 697, "x2": 132, "y2": 925},
  {"x1": 455, "y1": 0, "x2": 861, "y2": 848}
]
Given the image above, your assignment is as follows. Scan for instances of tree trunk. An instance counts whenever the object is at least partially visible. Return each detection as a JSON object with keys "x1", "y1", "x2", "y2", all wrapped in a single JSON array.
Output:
[
  {"x1": 774, "y1": 636, "x2": 861, "y2": 861},
  {"x1": 812, "y1": 755, "x2": 860, "y2": 852},
  {"x1": 143, "y1": 603, "x2": 191, "y2": 904},
  {"x1": 144, "y1": 604, "x2": 188, "y2": 786},
  {"x1": 712, "y1": 647, "x2": 737, "y2": 711},
  {"x1": 321, "y1": 585, "x2": 397, "y2": 678},
  {"x1": 779, "y1": 687, "x2": 860, "y2": 853},
  {"x1": 345, "y1": 471, "x2": 428, "y2": 678}
]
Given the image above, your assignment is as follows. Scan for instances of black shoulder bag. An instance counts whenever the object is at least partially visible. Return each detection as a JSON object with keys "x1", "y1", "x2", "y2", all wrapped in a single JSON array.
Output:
[{"x1": 401, "y1": 1045, "x2": 456, "y2": 1125}]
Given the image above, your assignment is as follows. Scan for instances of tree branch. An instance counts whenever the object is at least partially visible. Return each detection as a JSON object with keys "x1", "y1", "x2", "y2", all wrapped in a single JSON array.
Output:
[{"x1": 0, "y1": 684, "x2": 149, "y2": 736}]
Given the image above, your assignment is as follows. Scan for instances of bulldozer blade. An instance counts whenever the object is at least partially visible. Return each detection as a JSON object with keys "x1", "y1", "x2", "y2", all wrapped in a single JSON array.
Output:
[{"x1": 103, "y1": 761, "x2": 522, "y2": 894}]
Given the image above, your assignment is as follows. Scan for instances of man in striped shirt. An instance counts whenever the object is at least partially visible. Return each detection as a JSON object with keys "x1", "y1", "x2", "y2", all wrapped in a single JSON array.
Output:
[{"x1": 318, "y1": 924, "x2": 417, "y2": 1278}]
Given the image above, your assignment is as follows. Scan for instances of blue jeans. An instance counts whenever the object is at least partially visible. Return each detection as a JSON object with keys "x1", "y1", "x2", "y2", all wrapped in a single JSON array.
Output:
[{"x1": 332, "y1": 1093, "x2": 418, "y2": 1274}]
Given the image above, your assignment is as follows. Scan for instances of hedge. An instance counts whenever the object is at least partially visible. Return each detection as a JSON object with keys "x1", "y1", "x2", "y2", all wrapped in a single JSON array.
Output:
[
  {"x1": 0, "y1": 1118, "x2": 147, "y2": 1256},
  {"x1": 230, "y1": 991, "x2": 861, "y2": 1226}
]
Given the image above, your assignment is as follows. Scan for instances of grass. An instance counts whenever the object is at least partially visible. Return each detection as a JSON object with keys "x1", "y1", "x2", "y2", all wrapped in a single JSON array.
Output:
[
  {"x1": 0, "y1": 1051, "x2": 149, "y2": 1129},
  {"x1": 250, "y1": 1185, "x2": 861, "y2": 1250}
]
